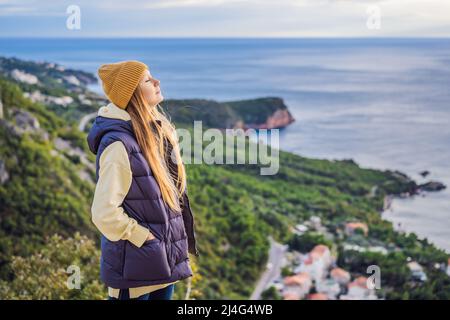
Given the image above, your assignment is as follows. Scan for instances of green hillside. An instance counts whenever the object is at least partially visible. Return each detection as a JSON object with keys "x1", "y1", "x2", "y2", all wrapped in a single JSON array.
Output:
[{"x1": 0, "y1": 58, "x2": 449, "y2": 300}]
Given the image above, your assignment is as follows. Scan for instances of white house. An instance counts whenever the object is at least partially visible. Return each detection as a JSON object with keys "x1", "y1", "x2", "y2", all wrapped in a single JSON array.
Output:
[
  {"x1": 447, "y1": 258, "x2": 450, "y2": 277},
  {"x1": 11, "y1": 69, "x2": 38, "y2": 84},
  {"x1": 316, "y1": 278, "x2": 341, "y2": 299},
  {"x1": 295, "y1": 245, "x2": 332, "y2": 283},
  {"x1": 340, "y1": 276, "x2": 377, "y2": 300},
  {"x1": 407, "y1": 261, "x2": 427, "y2": 282},
  {"x1": 345, "y1": 222, "x2": 369, "y2": 236},
  {"x1": 282, "y1": 272, "x2": 312, "y2": 300},
  {"x1": 330, "y1": 267, "x2": 351, "y2": 286}
]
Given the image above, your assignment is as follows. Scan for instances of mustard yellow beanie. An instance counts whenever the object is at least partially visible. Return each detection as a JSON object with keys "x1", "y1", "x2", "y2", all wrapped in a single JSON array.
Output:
[{"x1": 97, "y1": 60, "x2": 148, "y2": 109}]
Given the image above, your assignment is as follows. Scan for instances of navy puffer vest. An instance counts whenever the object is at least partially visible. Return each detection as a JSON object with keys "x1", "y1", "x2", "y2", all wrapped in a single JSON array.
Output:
[{"x1": 87, "y1": 115, "x2": 199, "y2": 289}]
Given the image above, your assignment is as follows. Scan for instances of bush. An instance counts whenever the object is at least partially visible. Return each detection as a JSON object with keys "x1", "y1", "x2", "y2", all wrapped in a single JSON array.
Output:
[
  {"x1": 288, "y1": 231, "x2": 333, "y2": 253},
  {"x1": 0, "y1": 233, "x2": 105, "y2": 299}
]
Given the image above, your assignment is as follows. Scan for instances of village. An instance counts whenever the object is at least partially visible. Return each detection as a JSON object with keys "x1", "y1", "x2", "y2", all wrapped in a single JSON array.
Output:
[{"x1": 261, "y1": 215, "x2": 449, "y2": 300}]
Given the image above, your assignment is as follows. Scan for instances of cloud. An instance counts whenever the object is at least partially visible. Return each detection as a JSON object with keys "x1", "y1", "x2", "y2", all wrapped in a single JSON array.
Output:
[
  {"x1": 143, "y1": 0, "x2": 249, "y2": 9},
  {"x1": 0, "y1": 0, "x2": 449, "y2": 36},
  {"x1": 0, "y1": 0, "x2": 66, "y2": 16}
]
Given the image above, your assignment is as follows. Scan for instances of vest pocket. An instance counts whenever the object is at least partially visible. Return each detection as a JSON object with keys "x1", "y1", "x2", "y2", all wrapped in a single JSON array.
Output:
[
  {"x1": 123, "y1": 238, "x2": 172, "y2": 281},
  {"x1": 101, "y1": 236, "x2": 124, "y2": 274}
]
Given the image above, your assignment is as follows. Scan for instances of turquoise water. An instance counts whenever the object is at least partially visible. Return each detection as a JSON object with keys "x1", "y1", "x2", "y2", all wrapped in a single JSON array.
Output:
[{"x1": 1, "y1": 38, "x2": 449, "y2": 251}]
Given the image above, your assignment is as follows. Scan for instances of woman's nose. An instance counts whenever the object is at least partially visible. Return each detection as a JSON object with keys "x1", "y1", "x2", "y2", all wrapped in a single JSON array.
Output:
[{"x1": 153, "y1": 79, "x2": 160, "y2": 86}]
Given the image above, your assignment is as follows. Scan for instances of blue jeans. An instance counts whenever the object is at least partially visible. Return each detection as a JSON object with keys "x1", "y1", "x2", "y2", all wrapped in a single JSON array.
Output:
[{"x1": 108, "y1": 283, "x2": 175, "y2": 300}]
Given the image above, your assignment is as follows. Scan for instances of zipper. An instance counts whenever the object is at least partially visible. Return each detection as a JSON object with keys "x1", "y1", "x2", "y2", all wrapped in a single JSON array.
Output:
[
  {"x1": 184, "y1": 193, "x2": 200, "y2": 257},
  {"x1": 121, "y1": 240, "x2": 126, "y2": 275}
]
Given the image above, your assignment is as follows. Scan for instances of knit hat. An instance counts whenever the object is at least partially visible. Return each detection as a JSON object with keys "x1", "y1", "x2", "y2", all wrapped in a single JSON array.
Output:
[{"x1": 97, "y1": 60, "x2": 148, "y2": 109}]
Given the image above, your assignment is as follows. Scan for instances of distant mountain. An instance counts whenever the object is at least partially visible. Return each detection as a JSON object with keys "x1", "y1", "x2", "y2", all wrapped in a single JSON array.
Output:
[{"x1": 162, "y1": 97, "x2": 294, "y2": 130}]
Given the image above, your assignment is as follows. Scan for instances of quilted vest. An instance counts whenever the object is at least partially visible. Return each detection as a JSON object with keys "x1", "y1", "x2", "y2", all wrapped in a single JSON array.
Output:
[{"x1": 87, "y1": 115, "x2": 198, "y2": 289}]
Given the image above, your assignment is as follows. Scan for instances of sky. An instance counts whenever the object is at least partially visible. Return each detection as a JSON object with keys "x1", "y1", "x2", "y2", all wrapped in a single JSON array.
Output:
[{"x1": 1, "y1": 0, "x2": 450, "y2": 37}]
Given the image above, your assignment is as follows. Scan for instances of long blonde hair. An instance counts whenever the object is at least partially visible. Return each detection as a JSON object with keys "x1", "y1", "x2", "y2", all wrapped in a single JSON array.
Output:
[{"x1": 126, "y1": 85, "x2": 186, "y2": 213}]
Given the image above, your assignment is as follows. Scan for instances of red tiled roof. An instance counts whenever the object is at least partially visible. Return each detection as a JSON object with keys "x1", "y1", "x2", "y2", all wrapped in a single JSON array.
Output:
[
  {"x1": 283, "y1": 292, "x2": 300, "y2": 300},
  {"x1": 345, "y1": 222, "x2": 369, "y2": 234},
  {"x1": 312, "y1": 244, "x2": 329, "y2": 254},
  {"x1": 330, "y1": 267, "x2": 350, "y2": 279},
  {"x1": 348, "y1": 276, "x2": 368, "y2": 289},
  {"x1": 283, "y1": 272, "x2": 311, "y2": 286},
  {"x1": 307, "y1": 293, "x2": 328, "y2": 300}
]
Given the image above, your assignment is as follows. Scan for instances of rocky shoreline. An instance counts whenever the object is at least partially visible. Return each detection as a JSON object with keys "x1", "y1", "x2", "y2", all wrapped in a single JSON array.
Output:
[
  {"x1": 381, "y1": 171, "x2": 447, "y2": 249},
  {"x1": 234, "y1": 108, "x2": 295, "y2": 130},
  {"x1": 383, "y1": 176, "x2": 446, "y2": 212}
]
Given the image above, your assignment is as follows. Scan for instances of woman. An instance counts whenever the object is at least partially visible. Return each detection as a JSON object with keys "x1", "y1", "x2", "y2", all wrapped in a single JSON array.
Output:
[{"x1": 87, "y1": 60, "x2": 199, "y2": 300}]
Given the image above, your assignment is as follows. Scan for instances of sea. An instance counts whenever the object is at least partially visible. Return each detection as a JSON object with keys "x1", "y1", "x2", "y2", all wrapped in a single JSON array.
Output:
[{"x1": 1, "y1": 37, "x2": 448, "y2": 252}]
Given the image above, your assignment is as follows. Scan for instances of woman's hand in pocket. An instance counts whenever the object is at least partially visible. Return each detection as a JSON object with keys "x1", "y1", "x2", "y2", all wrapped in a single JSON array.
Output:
[{"x1": 145, "y1": 231, "x2": 156, "y2": 242}]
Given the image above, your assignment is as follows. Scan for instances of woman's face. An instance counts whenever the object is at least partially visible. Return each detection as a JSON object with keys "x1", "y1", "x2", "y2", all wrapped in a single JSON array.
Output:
[{"x1": 139, "y1": 69, "x2": 163, "y2": 106}]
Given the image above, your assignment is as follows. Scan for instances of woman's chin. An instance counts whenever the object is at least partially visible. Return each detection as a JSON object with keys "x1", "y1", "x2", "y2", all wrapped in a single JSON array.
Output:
[{"x1": 148, "y1": 96, "x2": 164, "y2": 106}]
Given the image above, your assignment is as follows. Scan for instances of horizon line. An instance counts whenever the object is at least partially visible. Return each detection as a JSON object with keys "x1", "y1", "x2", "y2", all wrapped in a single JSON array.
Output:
[{"x1": 1, "y1": 35, "x2": 450, "y2": 40}]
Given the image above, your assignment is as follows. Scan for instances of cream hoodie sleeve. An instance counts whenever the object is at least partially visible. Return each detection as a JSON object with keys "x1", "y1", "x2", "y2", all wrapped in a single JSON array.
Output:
[{"x1": 91, "y1": 141, "x2": 154, "y2": 248}]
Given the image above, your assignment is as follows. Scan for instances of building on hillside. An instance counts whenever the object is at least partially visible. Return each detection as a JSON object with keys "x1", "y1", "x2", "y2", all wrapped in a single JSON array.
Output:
[
  {"x1": 340, "y1": 276, "x2": 377, "y2": 300},
  {"x1": 330, "y1": 267, "x2": 351, "y2": 286},
  {"x1": 282, "y1": 272, "x2": 312, "y2": 300},
  {"x1": 407, "y1": 261, "x2": 427, "y2": 282},
  {"x1": 295, "y1": 245, "x2": 332, "y2": 283},
  {"x1": 345, "y1": 222, "x2": 369, "y2": 236},
  {"x1": 447, "y1": 258, "x2": 450, "y2": 277},
  {"x1": 307, "y1": 293, "x2": 328, "y2": 300},
  {"x1": 283, "y1": 292, "x2": 300, "y2": 300},
  {"x1": 315, "y1": 278, "x2": 341, "y2": 299}
]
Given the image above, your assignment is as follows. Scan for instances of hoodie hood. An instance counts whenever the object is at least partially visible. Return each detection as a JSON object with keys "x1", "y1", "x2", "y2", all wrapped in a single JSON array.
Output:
[{"x1": 87, "y1": 102, "x2": 134, "y2": 155}]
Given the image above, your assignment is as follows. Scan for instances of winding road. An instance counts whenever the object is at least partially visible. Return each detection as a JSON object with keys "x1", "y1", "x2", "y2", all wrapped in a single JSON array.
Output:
[
  {"x1": 78, "y1": 111, "x2": 97, "y2": 132},
  {"x1": 250, "y1": 236, "x2": 288, "y2": 300}
]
